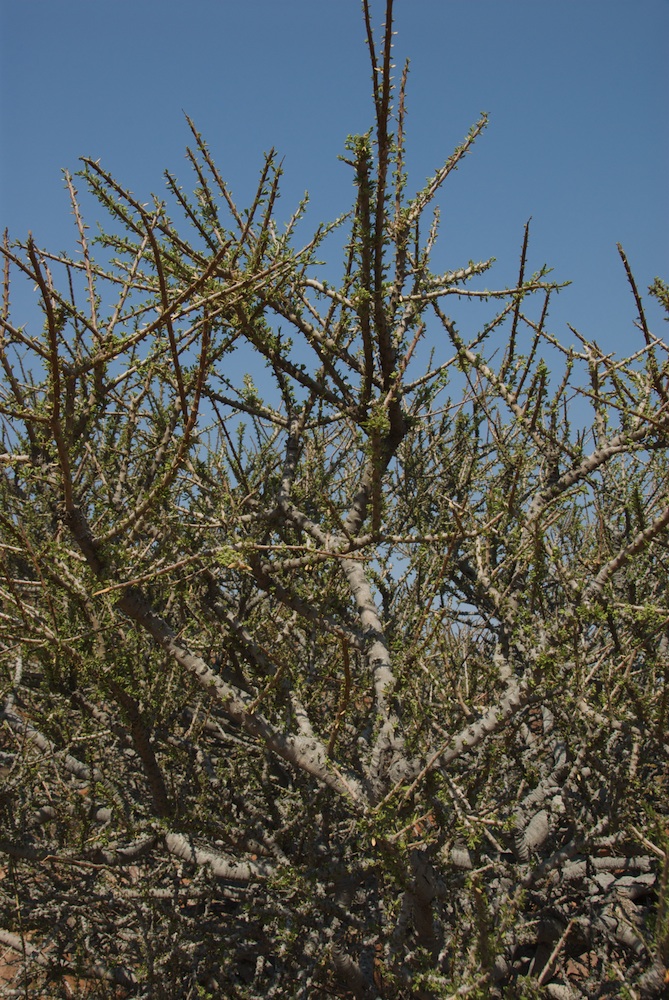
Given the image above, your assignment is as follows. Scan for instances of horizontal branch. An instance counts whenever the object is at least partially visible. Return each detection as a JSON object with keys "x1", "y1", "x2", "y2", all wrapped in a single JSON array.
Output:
[
  {"x1": 164, "y1": 831, "x2": 273, "y2": 883},
  {"x1": 0, "y1": 929, "x2": 138, "y2": 990}
]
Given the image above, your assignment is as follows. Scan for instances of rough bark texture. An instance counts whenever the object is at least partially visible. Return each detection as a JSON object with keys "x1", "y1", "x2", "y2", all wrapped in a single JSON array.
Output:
[{"x1": 1, "y1": 3, "x2": 668, "y2": 996}]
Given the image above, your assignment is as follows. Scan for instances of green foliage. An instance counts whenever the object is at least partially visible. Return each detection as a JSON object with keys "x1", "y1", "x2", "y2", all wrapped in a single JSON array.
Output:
[{"x1": 1, "y1": 2, "x2": 668, "y2": 998}]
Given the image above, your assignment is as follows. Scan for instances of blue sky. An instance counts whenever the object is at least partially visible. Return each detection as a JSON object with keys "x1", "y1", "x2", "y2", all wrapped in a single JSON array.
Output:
[{"x1": 1, "y1": 0, "x2": 667, "y2": 364}]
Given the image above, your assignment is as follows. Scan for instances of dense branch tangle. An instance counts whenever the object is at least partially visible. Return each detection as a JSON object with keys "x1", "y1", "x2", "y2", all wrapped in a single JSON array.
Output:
[{"x1": 1, "y1": 2, "x2": 668, "y2": 996}]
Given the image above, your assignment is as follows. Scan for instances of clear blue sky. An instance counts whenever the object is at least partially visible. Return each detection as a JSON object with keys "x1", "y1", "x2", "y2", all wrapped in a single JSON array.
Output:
[{"x1": 1, "y1": 0, "x2": 667, "y2": 361}]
